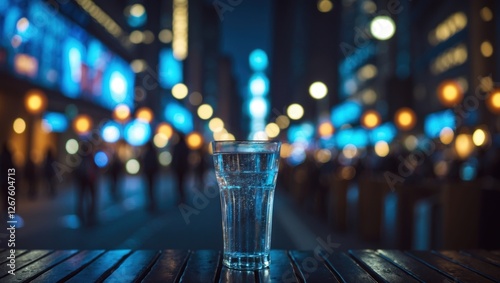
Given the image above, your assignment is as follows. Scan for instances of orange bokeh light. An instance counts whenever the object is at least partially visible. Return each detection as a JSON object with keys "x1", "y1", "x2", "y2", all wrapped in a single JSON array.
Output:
[
  {"x1": 73, "y1": 114, "x2": 92, "y2": 135},
  {"x1": 438, "y1": 80, "x2": 463, "y2": 107},
  {"x1": 361, "y1": 110, "x2": 381, "y2": 129},
  {"x1": 156, "y1": 122, "x2": 174, "y2": 139},
  {"x1": 186, "y1": 132, "x2": 203, "y2": 150},
  {"x1": 394, "y1": 107, "x2": 417, "y2": 131}
]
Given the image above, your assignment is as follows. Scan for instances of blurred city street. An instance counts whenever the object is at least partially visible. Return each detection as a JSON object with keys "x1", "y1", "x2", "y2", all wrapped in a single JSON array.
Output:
[{"x1": 10, "y1": 170, "x2": 373, "y2": 251}]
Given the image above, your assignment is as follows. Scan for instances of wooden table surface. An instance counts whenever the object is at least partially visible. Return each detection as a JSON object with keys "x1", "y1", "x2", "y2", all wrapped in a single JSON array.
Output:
[{"x1": 1, "y1": 249, "x2": 499, "y2": 282}]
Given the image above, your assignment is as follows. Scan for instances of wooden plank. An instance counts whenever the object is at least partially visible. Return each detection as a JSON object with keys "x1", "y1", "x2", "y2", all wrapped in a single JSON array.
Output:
[
  {"x1": 31, "y1": 250, "x2": 105, "y2": 283},
  {"x1": 289, "y1": 250, "x2": 340, "y2": 282},
  {"x1": 257, "y1": 250, "x2": 298, "y2": 283},
  {"x1": 104, "y1": 250, "x2": 159, "y2": 282},
  {"x1": 462, "y1": 250, "x2": 500, "y2": 267},
  {"x1": 350, "y1": 250, "x2": 420, "y2": 283},
  {"x1": 0, "y1": 250, "x2": 27, "y2": 265},
  {"x1": 143, "y1": 250, "x2": 190, "y2": 282},
  {"x1": 0, "y1": 250, "x2": 78, "y2": 282},
  {"x1": 323, "y1": 252, "x2": 377, "y2": 283},
  {"x1": 65, "y1": 250, "x2": 132, "y2": 283},
  {"x1": 407, "y1": 251, "x2": 493, "y2": 283},
  {"x1": 377, "y1": 250, "x2": 451, "y2": 282},
  {"x1": 179, "y1": 250, "x2": 221, "y2": 283},
  {"x1": 219, "y1": 267, "x2": 255, "y2": 283},
  {"x1": 437, "y1": 251, "x2": 500, "y2": 281},
  {"x1": 0, "y1": 250, "x2": 53, "y2": 278}
]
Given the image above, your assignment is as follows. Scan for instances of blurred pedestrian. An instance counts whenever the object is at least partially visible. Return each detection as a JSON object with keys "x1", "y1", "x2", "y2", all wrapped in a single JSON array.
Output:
[
  {"x1": 143, "y1": 141, "x2": 159, "y2": 212},
  {"x1": 43, "y1": 148, "x2": 57, "y2": 197},
  {"x1": 108, "y1": 152, "x2": 122, "y2": 202},
  {"x1": 1, "y1": 143, "x2": 15, "y2": 221},
  {"x1": 172, "y1": 133, "x2": 189, "y2": 204},
  {"x1": 75, "y1": 152, "x2": 98, "y2": 227},
  {"x1": 24, "y1": 156, "x2": 38, "y2": 200}
]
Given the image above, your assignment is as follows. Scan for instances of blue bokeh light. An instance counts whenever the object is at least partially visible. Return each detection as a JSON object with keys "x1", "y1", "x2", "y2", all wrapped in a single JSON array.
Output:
[
  {"x1": 94, "y1": 151, "x2": 109, "y2": 168},
  {"x1": 159, "y1": 48, "x2": 183, "y2": 89},
  {"x1": 102, "y1": 120, "x2": 121, "y2": 143},
  {"x1": 335, "y1": 127, "x2": 368, "y2": 148},
  {"x1": 249, "y1": 49, "x2": 268, "y2": 71},
  {"x1": 370, "y1": 122, "x2": 397, "y2": 144},
  {"x1": 248, "y1": 73, "x2": 269, "y2": 96},
  {"x1": 331, "y1": 101, "x2": 362, "y2": 127},
  {"x1": 124, "y1": 119, "x2": 151, "y2": 146},
  {"x1": 42, "y1": 112, "x2": 68, "y2": 133},
  {"x1": 424, "y1": 109, "x2": 456, "y2": 138},
  {"x1": 164, "y1": 102, "x2": 193, "y2": 134},
  {"x1": 288, "y1": 123, "x2": 315, "y2": 144}
]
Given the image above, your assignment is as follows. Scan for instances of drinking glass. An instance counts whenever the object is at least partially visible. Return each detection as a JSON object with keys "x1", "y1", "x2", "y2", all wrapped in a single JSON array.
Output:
[{"x1": 212, "y1": 141, "x2": 281, "y2": 270}]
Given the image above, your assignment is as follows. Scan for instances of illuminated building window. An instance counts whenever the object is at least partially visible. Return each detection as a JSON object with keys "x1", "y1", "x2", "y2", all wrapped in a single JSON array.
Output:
[
  {"x1": 430, "y1": 44, "x2": 467, "y2": 75},
  {"x1": 428, "y1": 12, "x2": 467, "y2": 46}
]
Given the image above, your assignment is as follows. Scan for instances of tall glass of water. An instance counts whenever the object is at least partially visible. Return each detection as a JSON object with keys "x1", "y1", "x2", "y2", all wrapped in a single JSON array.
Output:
[{"x1": 212, "y1": 141, "x2": 281, "y2": 270}]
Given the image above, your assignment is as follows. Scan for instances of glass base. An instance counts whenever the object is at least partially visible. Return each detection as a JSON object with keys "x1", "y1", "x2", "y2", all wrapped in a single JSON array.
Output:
[{"x1": 223, "y1": 252, "x2": 270, "y2": 270}]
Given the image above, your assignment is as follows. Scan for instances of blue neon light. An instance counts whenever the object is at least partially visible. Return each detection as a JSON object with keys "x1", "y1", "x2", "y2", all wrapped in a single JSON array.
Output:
[
  {"x1": 124, "y1": 119, "x2": 151, "y2": 146},
  {"x1": 249, "y1": 49, "x2": 268, "y2": 71},
  {"x1": 62, "y1": 38, "x2": 84, "y2": 98},
  {"x1": 159, "y1": 48, "x2": 183, "y2": 89},
  {"x1": 42, "y1": 112, "x2": 68, "y2": 133},
  {"x1": 424, "y1": 109, "x2": 456, "y2": 138},
  {"x1": 164, "y1": 102, "x2": 193, "y2": 134},
  {"x1": 330, "y1": 101, "x2": 362, "y2": 127}
]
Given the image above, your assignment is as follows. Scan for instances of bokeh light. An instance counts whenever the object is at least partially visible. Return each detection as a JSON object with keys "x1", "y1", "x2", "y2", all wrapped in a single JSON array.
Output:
[
  {"x1": 249, "y1": 49, "x2": 268, "y2": 71},
  {"x1": 172, "y1": 83, "x2": 189, "y2": 99},
  {"x1": 370, "y1": 16, "x2": 396, "y2": 40},
  {"x1": 265, "y1": 123, "x2": 280, "y2": 138},
  {"x1": 73, "y1": 114, "x2": 92, "y2": 135},
  {"x1": 394, "y1": 107, "x2": 417, "y2": 131},
  {"x1": 24, "y1": 90, "x2": 47, "y2": 115},
  {"x1": 361, "y1": 110, "x2": 381, "y2": 129},
  {"x1": 455, "y1": 134, "x2": 474, "y2": 160},
  {"x1": 102, "y1": 121, "x2": 121, "y2": 143},
  {"x1": 153, "y1": 133, "x2": 169, "y2": 148},
  {"x1": 439, "y1": 127, "x2": 455, "y2": 145},
  {"x1": 287, "y1": 104, "x2": 304, "y2": 120},
  {"x1": 197, "y1": 104, "x2": 214, "y2": 120},
  {"x1": 159, "y1": 151, "x2": 172, "y2": 166},
  {"x1": 315, "y1": 149, "x2": 332, "y2": 163},
  {"x1": 342, "y1": 144, "x2": 358, "y2": 159},
  {"x1": 113, "y1": 104, "x2": 131, "y2": 122},
  {"x1": 126, "y1": 159, "x2": 140, "y2": 174},
  {"x1": 186, "y1": 132, "x2": 203, "y2": 150},
  {"x1": 66, "y1": 139, "x2": 79, "y2": 154},
  {"x1": 318, "y1": 121, "x2": 334, "y2": 138},
  {"x1": 13, "y1": 118, "x2": 26, "y2": 134},
  {"x1": 124, "y1": 119, "x2": 151, "y2": 146},
  {"x1": 480, "y1": 41, "x2": 493, "y2": 58},
  {"x1": 94, "y1": 151, "x2": 109, "y2": 168},
  {"x1": 156, "y1": 123, "x2": 174, "y2": 139},
  {"x1": 438, "y1": 80, "x2": 463, "y2": 107},
  {"x1": 136, "y1": 107, "x2": 154, "y2": 123},
  {"x1": 486, "y1": 89, "x2": 500, "y2": 114},
  {"x1": 317, "y1": 0, "x2": 333, "y2": 13},
  {"x1": 472, "y1": 128, "x2": 487, "y2": 147},
  {"x1": 275, "y1": 115, "x2": 290, "y2": 129},
  {"x1": 309, "y1": 81, "x2": 328, "y2": 99},
  {"x1": 374, "y1": 141, "x2": 390, "y2": 157},
  {"x1": 189, "y1": 92, "x2": 203, "y2": 106},
  {"x1": 209, "y1": 117, "x2": 224, "y2": 132}
]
